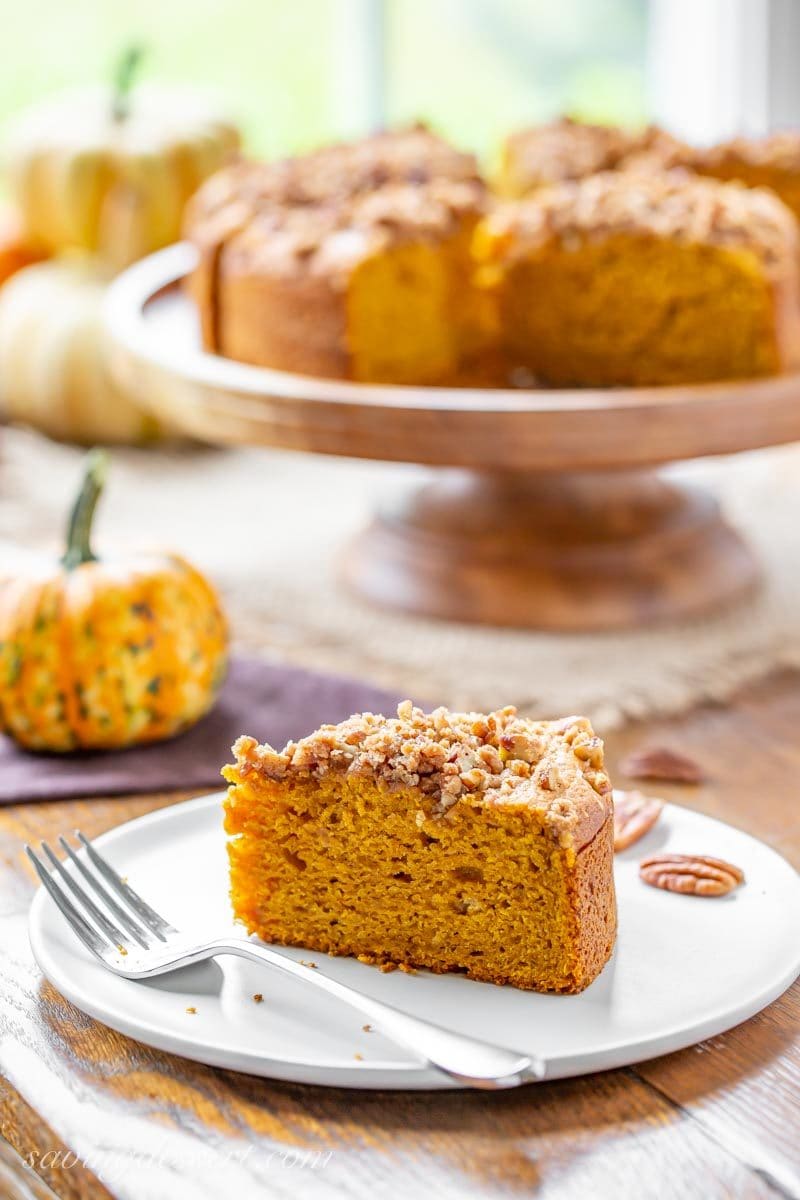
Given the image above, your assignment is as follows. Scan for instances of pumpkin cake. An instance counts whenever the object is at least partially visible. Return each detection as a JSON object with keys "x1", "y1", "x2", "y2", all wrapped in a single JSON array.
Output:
[
  {"x1": 496, "y1": 116, "x2": 691, "y2": 197},
  {"x1": 694, "y1": 131, "x2": 800, "y2": 222},
  {"x1": 222, "y1": 703, "x2": 616, "y2": 994},
  {"x1": 479, "y1": 170, "x2": 800, "y2": 386},
  {"x1": 183, "y1": 128, "x2": 492, "y2": 384}
]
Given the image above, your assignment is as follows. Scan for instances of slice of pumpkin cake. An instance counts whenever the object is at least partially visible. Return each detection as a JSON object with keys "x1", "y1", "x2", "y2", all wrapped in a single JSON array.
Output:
[{"x1": 222, "y1": 703, "x2": 616, "y2": 994}]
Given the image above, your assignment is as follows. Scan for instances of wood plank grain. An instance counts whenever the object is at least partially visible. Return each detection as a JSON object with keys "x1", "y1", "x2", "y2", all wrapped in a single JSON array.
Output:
[
  {"x1": 0, "y1": 924, "x2": 781, "y2": 1200},
  {"x1": 606, "y1": 669, "x2": 800, "y2": 862},
  {"x1": 609, "y1": 670, "x2": 800, "y2": 1198},
  {"x1": 637, "y1": 982, "x2": 800, "y2": 1199},
  {"x1": 1, "y1": 673, "x2": 800, "y2": 1199},
  {"x1": 0, "y1": 1133, "x2": 61, "y2": 1200},
  {"x1": 0, "y1": 1078, "x2": 113, "y2": 1200}
]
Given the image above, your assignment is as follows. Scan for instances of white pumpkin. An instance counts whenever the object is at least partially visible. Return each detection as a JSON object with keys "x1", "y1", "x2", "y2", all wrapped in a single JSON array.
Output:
[
  {"x1": 4, "y1": 57, "x2": 240, "y2": 268},
  {"x1": 0, "y1": 257, "x2": 160, "y2": 444}
]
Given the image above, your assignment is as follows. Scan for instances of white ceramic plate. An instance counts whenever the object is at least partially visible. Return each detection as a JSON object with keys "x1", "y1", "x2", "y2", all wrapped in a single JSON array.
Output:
[{"x1": 29, "y1": 793, "x2": 800, "y2": 1089}]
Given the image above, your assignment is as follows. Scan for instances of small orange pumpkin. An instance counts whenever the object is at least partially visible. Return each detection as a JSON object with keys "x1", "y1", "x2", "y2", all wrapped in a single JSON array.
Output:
[
  {"x1": 0, "y1": 205, "x2": 45, "y2": 287},
  {"x1": 0, "y1": 450, "x2": 228, "y2": 751}
]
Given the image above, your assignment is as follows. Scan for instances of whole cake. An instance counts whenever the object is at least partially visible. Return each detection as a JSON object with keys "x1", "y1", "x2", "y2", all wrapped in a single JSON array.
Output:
[
  {"x1": 479, "y1": 170, "x2": 800, "y2": 386},
  {"x1": 223, "y1": 703, "x2": 616, "y2": 994},
  {"x1": 184, "y1": 127, "x2": 492, "y2": 384},
  {"x1": 185, "y1": 120, "x2": 800, "y2": 388},
  {"x1": 496, "y1": 116, "x2": 692, "y2": 197}
]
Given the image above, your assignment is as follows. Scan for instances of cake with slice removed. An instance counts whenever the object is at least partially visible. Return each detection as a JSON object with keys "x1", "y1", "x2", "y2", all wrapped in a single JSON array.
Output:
[{"x1": 222, "y1": 702, "x2": 616, "y2": 994}]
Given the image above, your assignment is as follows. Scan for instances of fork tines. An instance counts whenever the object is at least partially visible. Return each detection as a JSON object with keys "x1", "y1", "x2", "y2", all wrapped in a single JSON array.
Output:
[{"x1": 26, "y1": 832, "x2": 175, "y2": 964}]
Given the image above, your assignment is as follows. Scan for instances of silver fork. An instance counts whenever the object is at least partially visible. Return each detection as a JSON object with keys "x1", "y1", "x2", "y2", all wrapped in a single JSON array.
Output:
[{"x1": 26, "y1": 833, "x2": 545, "y2": 1089}]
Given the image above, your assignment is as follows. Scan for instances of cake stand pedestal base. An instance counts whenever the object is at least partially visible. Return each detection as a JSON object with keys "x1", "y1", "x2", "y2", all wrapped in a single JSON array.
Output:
[{"x1": 343, "y1": 469, "x2": 759, "y2": 631}]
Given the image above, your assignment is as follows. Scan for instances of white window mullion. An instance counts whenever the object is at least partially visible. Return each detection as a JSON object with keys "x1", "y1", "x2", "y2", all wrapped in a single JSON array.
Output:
[
  {"x1": 332, "y1": 0, "x2": 388, "y2": 140},
  {"x1": 647, "y1": 0, "x2": 769, "y2": 145},
  {"x1": 648, "y1": 0, "x2": 800, "y2": 144}
]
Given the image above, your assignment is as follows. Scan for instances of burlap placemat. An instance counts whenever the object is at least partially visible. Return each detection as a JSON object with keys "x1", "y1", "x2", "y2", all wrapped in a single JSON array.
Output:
[{"x1": 2, "y1": 425, "x2": 799, "y2": 729}]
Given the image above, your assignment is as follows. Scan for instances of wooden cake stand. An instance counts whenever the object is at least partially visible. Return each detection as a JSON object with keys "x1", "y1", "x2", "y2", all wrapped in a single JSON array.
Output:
[{"x1": 106, "y1": 243, "x2": 800, "y2": 632}]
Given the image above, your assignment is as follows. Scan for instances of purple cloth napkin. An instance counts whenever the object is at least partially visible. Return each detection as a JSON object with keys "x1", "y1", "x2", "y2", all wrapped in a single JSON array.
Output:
[{"x1": 0, "y1": 657, "x2": 408, "y2": 804}]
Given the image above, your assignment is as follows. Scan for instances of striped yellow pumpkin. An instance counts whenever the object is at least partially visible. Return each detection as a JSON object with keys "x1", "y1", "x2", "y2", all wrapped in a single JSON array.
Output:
[
  {"x1": 0, "y1": 450, "x2": 229, "y2": 751},
  {"x1": 4, "y1": 50, "x2": 240, "y2": 269}
]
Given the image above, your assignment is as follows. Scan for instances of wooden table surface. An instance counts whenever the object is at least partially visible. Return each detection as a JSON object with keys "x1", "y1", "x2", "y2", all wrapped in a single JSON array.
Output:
[{"x1": 0, "y1": 674, "x2": 798, "y2": 1200}]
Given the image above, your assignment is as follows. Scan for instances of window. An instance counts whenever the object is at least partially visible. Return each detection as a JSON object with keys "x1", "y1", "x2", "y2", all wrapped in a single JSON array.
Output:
[
  {"x1": 384, "y1": 0, "x2": 647, "y2": 161},
  {"x1": 1, "y1": 0, "x2": 796, "y2": 163},
  {"x1": 0, "y1": 0, "x2": 646, "y2": 165}
]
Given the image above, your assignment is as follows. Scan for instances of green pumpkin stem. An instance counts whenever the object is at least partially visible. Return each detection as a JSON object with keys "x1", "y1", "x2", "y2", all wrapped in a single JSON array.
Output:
[
  {"x1": 112, "y1": 45, "x2": 145, "y2": 123},
  {"x1": 63, "y1": 449, "x2": 109, "y2": 571}
]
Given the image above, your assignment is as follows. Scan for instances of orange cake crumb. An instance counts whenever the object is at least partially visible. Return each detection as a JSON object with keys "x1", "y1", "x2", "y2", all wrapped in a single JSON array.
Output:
[{"x1": 222, "y1": 703, "x2": 616, "y2": 994}]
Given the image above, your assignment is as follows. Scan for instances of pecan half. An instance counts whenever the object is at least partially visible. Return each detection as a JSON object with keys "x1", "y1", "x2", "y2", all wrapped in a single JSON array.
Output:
[
  {"x1": 613, "y1": 789, "x2": 664, "y2": 851},
  {"x1": 639, "y1": 854, "x2": 744, "y2": 897},
  {"x1": 620, "y1": 745, "x2": 705, "y2": 784}
]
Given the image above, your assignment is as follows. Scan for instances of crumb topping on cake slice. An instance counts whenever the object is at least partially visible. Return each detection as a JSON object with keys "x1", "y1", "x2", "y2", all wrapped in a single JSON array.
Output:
[
  {"x1": 486, "y1": 171, "x2": 798, "y2": 272},
  {"x1": 229, "y1": 703, "x2": 611, "y2": 850}
]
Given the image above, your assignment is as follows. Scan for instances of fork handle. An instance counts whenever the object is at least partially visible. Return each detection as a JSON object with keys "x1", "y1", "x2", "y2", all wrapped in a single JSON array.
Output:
[{"x1": 207, "y1": 937, "x2": 544, "y2": 1089}]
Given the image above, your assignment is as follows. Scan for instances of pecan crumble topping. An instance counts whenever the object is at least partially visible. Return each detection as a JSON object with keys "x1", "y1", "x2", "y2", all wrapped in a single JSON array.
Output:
[
  {"x1": 503, "y1": 118, "x2": 689, "y2": 187},
  {"x1": 230, "y1": 703, "x2": 611, "y2": 849},
  {"x1": 487, "y1": 171, "x2": 798, "y2": 274}
]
